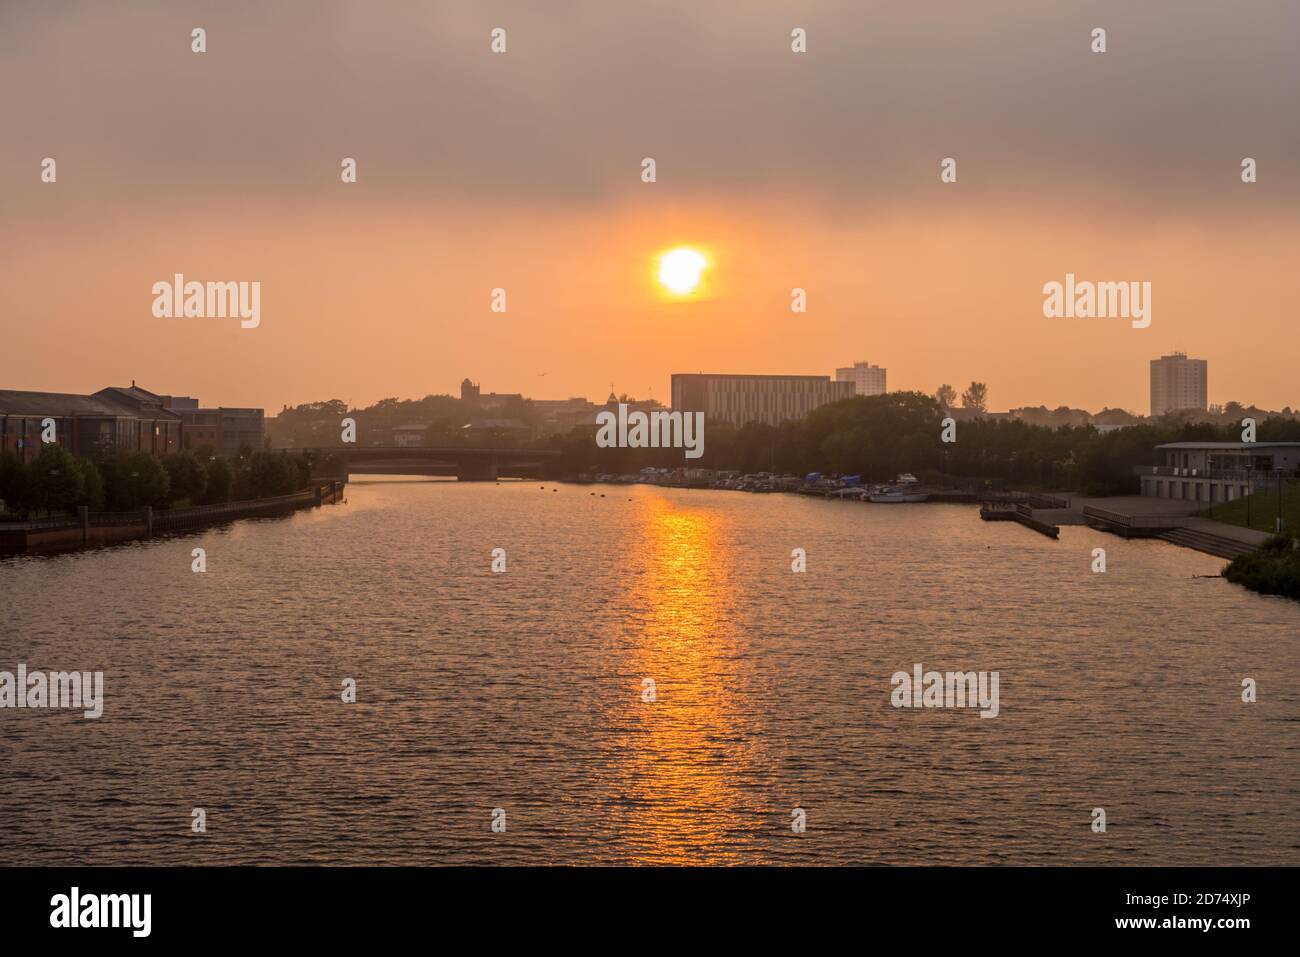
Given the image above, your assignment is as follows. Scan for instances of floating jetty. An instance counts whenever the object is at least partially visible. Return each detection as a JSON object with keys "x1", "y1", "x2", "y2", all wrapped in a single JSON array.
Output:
[{"x1": 980, "y1": 502, "x2": 1060, "y2": 539}]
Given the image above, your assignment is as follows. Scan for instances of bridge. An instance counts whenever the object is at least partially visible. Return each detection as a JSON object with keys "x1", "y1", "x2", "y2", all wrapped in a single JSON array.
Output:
[{"x1": 296, "y1": 446, "x2": 560, "y2": 482}]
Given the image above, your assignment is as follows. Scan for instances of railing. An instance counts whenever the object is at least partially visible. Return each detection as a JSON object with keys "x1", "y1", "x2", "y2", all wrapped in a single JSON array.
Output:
[
  {"x1": 0, "y1": 485, "x2": 331, "y2": 535},
  {"x1": 152, "y1": 488, "x2": 320, "y2": 531},
  {"x1": 1025, "y1": 492, "x2": 1070, "y2": 508},
  {"x1": 1082, "y1": 505, "x2": 1178, "y2": 528},
  {"x1": 1143, "y1": 466, "x2": 1300, "y2": 481},
  {"x1": 0, "y1": 516, "x2": 78, "y2": 531},
  {"x1": 89, "y1": 510, "x2": 148, "y2": 527}
]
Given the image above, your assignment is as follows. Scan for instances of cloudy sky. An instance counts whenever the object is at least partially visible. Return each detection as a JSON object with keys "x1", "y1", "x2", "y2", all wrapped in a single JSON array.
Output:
[{"x1": 2, "y1": 0, "x2": 1296, "y2": 413}]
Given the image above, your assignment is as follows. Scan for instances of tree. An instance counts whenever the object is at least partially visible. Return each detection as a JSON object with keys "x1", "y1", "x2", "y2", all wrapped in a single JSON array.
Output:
[
  {"x1": 292, "y1": 454, "x2": 311, "y2": 489},
  {"x1": 108, "y1": 452, "x2": 170, "y2": 510},
  {"x1": 935, "y1": 384, "x2": 957, "y2": 410},
  {"x1": 161, "y1": 451, "x2": 208, "y2": 505},
  {"x1": 204, "y1": 457, "x2": 234, "y2": 504},
  {"x1": 245, "y1": 451, "x2": 300, "y2": 498},
  {"x1": 28, "y1": 444, "x2": 85, "y2": 513},
  {"x1": 77, "y1": 457, "x2": 105, "y2": 511},
  {"x1": 0, "y1": 451, "x2": 31, "y2": 515},
  {"x1": 961, "y1": 381, "x2": 989, "y2": 412}
]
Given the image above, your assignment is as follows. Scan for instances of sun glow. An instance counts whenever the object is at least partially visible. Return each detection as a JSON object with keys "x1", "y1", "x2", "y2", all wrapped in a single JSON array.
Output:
[{"x1": 657, "y1": 247, "x2": 708, "y2": 296}]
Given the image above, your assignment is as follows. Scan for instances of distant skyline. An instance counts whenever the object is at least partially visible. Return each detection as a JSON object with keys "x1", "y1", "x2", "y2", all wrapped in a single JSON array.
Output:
[
  {"x1": 8, "y1": 352, "x2": 1286, "y2": 420},
  {"x1": 3, "y1": 0, "x2": 1296, "y2": 413}
]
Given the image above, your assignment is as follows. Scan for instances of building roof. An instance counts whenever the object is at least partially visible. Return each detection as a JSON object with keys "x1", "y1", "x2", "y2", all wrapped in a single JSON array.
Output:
[
  {"x1": 671, "y1": 373, "x2": 837, "y2": 381},
  {"x1": 0, "y1": 389, "x2": 134, "y2": 417},
  {"x1": 462, "y1": 418, "x2": 529, "y2": 430},
  {"x1": 1156, "y1": 442, "x2": 1300, "y2": 449},
  {"x1": 95, "y1": 386, "x2": 181, "y2": 418},
  {"x1": 100, "y1": 384, "x2": 162, "y2": 401},
  {"x1": 0, "y1": 386, "x2": 186, "y2": 419}
]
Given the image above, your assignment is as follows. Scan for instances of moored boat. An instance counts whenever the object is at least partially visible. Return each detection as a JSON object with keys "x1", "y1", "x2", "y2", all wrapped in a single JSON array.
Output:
[
  {"x1": 868, "y1": 487, "x2": 929, "y2": 503},
  {"x1": 867, "y1": 473, "x2": 929, "y2": 503}
]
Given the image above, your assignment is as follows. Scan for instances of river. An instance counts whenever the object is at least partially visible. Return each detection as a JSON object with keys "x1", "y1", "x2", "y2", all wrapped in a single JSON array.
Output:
[{"x1": 1, "y1": 477, "x2": 1296, "y2": 864}]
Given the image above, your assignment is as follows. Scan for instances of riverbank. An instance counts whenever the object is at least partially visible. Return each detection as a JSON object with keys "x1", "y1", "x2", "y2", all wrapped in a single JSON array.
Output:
[
  {"x1": 571, "y1": 474, "x2": 1276, "y2": 564},
  {"x1": 1196, "y1": 483, "x2": 1300, "y2": 536},
  {"x1": 0, "y1": 480, "x2": 344, "y2": 556},
  {"x1": 1223, "y1": 535, "x2": 1300, "y2": 601},
  {"x1": 1034, "y1": 495, "x2": 1271, "y2": 560}
]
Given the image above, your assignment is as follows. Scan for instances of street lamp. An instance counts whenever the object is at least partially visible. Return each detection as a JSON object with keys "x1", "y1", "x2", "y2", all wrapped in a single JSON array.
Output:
[
  {"x1": 1245, "y1": 462, "x2": 1253, "y2": 531},
  {"x1": 1277, "y1": 469, "x2": 1284, "y2": 535}
]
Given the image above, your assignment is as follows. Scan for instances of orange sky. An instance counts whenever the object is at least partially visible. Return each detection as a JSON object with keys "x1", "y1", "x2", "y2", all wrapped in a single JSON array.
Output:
[{"x1": 2, "y1": 1, "x2": 1296, "y2": 414}]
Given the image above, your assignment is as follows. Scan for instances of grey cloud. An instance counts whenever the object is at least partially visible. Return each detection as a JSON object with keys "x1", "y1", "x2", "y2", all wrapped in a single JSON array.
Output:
[{"x1": 1, "y1": 0, "x2": 1296, "y2": 205}]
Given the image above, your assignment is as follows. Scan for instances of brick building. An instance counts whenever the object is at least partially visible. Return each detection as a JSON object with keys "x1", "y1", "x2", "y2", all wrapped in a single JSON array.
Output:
[{"x1": 0, "y1": 384, "x2": 183, "y2": 461}]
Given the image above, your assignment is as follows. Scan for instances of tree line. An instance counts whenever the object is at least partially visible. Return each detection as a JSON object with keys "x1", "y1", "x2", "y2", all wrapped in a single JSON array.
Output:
[
  {"x1": 543, "y1": 391, "x2": 1300, "y2": 494},
  {"x1": 0, "y1": 444, "x2": 312, "y2": 517}
]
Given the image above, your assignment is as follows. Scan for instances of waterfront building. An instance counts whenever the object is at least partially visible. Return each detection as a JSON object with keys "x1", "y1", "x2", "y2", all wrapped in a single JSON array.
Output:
[
  {"x1": 835, "y1": 361, "x2": 887, "y2": 396},
  {"x1": 180, "y1": 406, "x2": 265, "y2": 459},
  {"x1": 0, "y1": 384, "x2": 183, "y2": 461},
  {"x1": 1150, "y1": 353, "x2": 1208, "y2": 416},
  {"x1": 1139, "y1": 441, "x2": 1300, "y2": 503},
  {"x1": 670, "y1": 373, "x2": 854, "y2": 427},
  {"x1": 0, "y1": 384, "x2": 263, "y2": 462}
]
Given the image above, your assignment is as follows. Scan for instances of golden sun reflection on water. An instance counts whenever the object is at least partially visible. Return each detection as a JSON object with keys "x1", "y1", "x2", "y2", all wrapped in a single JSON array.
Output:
[{"x1": 608, "y1": 494, "x2": 773, "y2": 864}]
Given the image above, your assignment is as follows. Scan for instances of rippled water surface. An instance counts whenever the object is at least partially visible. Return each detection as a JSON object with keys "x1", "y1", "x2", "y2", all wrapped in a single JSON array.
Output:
[{"x1": 2, "y1": 478, "x2": 1297, "y2": 864}]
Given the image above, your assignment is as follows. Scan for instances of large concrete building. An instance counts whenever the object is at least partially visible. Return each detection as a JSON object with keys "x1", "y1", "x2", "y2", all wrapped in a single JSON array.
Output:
[
  {"x1": 835, "y1": 361, "x2": 887, "y2": 396},
  {"x1": 1150, "y1": 353, "x2": 1207, "y2": 416},
  {"x1": 1139, "y1": 441, "x2": 1300, "y2": 503},
  {"x1": 670, "y1": 373, "x2": 854, "y2": 428}
]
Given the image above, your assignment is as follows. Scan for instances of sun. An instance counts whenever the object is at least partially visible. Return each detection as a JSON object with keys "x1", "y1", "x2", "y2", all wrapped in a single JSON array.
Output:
[{"x1": 657, "y1": 247, "x2": 708, "y2": 296}]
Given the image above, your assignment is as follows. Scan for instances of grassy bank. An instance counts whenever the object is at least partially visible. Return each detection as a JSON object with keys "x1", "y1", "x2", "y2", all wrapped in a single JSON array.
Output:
[
  {"x1": 1223, "y1": 535, "x2": 1300, "y2": 601},
  {"x1": 1198, "y1": 482, "x2": 1300, "y2": 535}
]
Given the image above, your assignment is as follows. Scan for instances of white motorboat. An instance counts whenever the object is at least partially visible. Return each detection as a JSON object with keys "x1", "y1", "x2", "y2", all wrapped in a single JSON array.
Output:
[
  {"x1": 868, "y1": 486, "x2": 929, "y2": 503},
  {"x1": 868, "y1": 474, "x2": 929, "y2": 503}
]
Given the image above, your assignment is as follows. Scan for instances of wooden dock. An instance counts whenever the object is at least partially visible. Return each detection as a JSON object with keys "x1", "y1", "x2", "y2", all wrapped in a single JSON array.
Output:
[{"x1": 980, "y1": 502, "x2": 1060, "y2": 538}]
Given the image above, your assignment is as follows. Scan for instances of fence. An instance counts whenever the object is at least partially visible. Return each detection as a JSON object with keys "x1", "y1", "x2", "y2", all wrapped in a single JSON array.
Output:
[
  {"x1": 151, "y1": 487, "x2": 321, "y2": 532},
  {"x1": 1082, "y1": 505, "x2": 1179, "y2": 531},
  {"x1": 0, "y1": 481, "x2": 342, "y2": 553}
]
